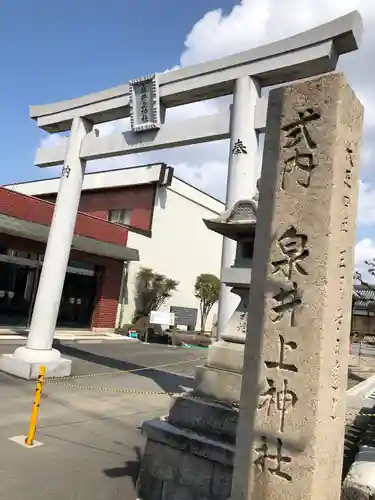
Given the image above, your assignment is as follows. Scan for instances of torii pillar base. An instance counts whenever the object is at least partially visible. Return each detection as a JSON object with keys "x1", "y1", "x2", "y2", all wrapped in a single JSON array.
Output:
[{"x1": 0, "y1": 347, "x2": 71, "y2": 380}]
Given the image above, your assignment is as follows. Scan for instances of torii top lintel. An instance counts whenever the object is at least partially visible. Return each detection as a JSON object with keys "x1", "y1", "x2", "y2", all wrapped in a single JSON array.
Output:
[{"x1": 30, "y1": 11, "x2": 362, "y2": 134}]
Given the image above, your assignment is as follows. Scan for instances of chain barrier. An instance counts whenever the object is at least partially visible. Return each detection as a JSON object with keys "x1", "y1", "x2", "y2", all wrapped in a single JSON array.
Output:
[
  {"x1": 43, "y1": 380, "x2": 375, "y2": 421},
  {"x1": 45, "y1": 356, "x2": 207, "y2": 383},
  {"x1": 43, "y1": 355, "x2": 239, "y2": 407},
  {"x1": 42, "y1": 356, "x2": 375, "y2": 421},
  {"x1": 45, "y1": 378, "x2": 240, "y2": 408},
  {"x1": 47, "y1": 381, "x2": 185, "y2": 395}
]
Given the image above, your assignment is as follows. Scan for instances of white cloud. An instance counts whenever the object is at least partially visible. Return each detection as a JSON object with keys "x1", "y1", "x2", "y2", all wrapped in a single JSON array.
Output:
[
  {"x1": 40, "y1": 0, "x2": 375, "y2": 227},
  {"x1": 358, "y1": 181, "x2": 375, "y2": 225},
  {"x1": 356, "y1": 239, "x2": 375, "y2": 265},
  {"x1": 355, "y1": 239, "x2": 375, "y2": 283},
  {"x1": 173, "y1": 160, "x2": 228, "y2": 199},
  {"x1": 180, "y1": 1, "x2": 271, "y2": 67},
  {"x1": 175, "y1": 0, "x2": 375, "y2": 196},
  {"x1": 40, "y1": 133, "x2": 67, "y2": 149},
  {"x1": 176, "y1": 0, "x2": 375, "y2": 200}
]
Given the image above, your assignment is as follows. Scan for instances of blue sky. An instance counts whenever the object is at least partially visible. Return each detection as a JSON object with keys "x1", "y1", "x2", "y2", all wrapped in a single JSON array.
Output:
[{"x1": 0, "y1": 0, "x2": 236, "y2": 185}]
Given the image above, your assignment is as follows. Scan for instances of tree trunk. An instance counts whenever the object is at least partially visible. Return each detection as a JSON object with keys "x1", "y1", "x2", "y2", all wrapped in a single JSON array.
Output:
[{"x1": 200, "y1": 309, "x2": 208, "y2": 334}]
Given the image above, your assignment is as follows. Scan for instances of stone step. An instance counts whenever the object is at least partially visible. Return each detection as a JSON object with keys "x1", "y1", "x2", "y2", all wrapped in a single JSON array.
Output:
[
  {"x1": 167, "y1": 395, "x2": 239, "y2": 445},
  {"x1": 139, "y1": 418, "x2": 235, "y2": 500},
  {"x1": 142, "y1": 417, "x2": 235, "y2": 467}
]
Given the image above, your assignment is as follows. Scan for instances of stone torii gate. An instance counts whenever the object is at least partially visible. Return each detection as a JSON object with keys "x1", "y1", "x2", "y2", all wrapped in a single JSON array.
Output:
[{"x1": 0, "y1": 11, "x2": 362, "y2": 379}]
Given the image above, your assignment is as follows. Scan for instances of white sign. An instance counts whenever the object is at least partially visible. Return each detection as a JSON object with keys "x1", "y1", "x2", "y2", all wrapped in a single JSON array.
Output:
[
  {"x1": 129, "y1": 74, "x2": 161, "y2": 132},
  {"x1": 150, "y1": 310, "x2": 175, "y2": 326}
]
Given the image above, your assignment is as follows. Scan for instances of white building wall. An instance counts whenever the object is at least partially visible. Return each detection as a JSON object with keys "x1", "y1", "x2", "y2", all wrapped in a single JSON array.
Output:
[{"x1": 120, "y1": 178, "x2": 224, "y2": 332}]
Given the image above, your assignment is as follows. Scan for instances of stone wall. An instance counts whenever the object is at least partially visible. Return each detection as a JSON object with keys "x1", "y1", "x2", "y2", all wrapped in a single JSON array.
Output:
[{"x1": 138, "y1": 438, "x2": 232, "y2": 500}]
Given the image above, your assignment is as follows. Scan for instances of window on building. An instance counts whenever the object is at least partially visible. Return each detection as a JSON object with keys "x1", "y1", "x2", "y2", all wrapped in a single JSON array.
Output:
[
  {"x1": 108, "y1": 209, "x2": 132, "y2": 226},
  {"x1": 68, "y1": 260, "x2": 95, "y2": 271},
  {"x1": 0, "y1": 248, "x2": 38, "y2": 260},
  {"x1": 12, "y1": 250, "x2": 39, "y2": 260}
]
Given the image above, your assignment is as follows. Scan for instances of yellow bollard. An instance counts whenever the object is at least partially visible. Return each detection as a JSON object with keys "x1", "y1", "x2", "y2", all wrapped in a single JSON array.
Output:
[{"x1": 25, "y1": 365, "x2": 46, "y2": 446}]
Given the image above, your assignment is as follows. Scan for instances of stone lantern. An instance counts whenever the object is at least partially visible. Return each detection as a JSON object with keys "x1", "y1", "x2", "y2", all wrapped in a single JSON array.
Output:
[
  {"x1": 194, "y1": 196, "x2": 258, "y2": 404},
  {"x1": 136, "y1": 195, "x2": 259, "y2": 500}
]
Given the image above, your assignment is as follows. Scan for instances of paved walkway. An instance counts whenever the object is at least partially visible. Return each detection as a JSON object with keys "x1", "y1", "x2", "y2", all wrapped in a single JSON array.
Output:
[
  {"x1": 0, "y1": 328, "x2": 134, "y2": 343},
  {"x1": 0, "y1": 341, "x2": 374, "y2": 498},
  {"x1": 348, "y1": 344, "x2": 375, "y2": 390},
  {"x1": 0, "y1": 342, "x2": 206, "y2": 500}
]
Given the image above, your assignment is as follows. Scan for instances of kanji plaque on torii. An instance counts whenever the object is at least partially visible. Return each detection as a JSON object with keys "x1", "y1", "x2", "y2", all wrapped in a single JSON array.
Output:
[{"x1": 129, "y1": 74, "x2": 162, "y2": 132}]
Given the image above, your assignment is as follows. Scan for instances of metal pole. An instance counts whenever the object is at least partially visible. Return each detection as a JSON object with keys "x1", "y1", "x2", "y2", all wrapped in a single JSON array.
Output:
[{"x1": 25, "y1": 365, "x2": 46, "y2": 446}]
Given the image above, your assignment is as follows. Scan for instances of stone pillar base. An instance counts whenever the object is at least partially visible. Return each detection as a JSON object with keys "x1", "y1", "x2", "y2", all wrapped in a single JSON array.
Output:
[
  {"x1": 0, "y1": 353, "x2": 72, "y2": 380},
  {"x1": 136, "y1": 335, "x2": 247, "y2": 498},
  {"x1": 191, "y1": 340, "x2": 245, "y2": 405},
  {"x1": 137, "y1": 396, "x2": 237, "y2": 500},
  {"x1": 206, "y1": 340, "x2": 245, "y2": 373},
  {"x1": 194, "y1": 366, "x2": 242, "y2": 404}
]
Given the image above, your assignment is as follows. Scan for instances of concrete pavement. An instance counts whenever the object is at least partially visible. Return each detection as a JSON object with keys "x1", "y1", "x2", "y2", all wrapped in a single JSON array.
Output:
[
  {"x1": 348, "y1": 343, "x2": 375, "y2": 391},
  {"x1": 0, "y1": 328, "x2": 140, "y2": 344},
  {"x1": 351, "y1": 342, "x2": 375, "y2": 358},
  {"x1": 0, "y1": 340, "x2": 374, "y2": 499},
  {"x1": 0, "y1": 341, "x2": 206, "y2": 500}
]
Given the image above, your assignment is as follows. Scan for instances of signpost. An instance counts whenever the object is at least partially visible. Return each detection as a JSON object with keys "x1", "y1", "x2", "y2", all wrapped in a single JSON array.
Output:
[
  {"x1": 149, "y1": 310, "x2": 176, "y2": 346},
  {"x1": 149, "y1": 310, "x2": 175, "y2": 326}
]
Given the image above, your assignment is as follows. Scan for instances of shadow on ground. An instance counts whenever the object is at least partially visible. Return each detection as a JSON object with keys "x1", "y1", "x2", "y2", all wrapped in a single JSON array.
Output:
[
  {"x1": 100, "y1": 415, "x2": 373, "y2": 492},
  {"x1": 347, "y1": 369, "x2": 366, "y2": 384},
  {"x1": 103, "y1": 445, "x2": 142, "y2": 488},
  {"x1": 50, "y1": 342, "x2": 374, "y2": 489},
  {"x1": 54, "y1": 341, "x2": 200, "y2": 395}
]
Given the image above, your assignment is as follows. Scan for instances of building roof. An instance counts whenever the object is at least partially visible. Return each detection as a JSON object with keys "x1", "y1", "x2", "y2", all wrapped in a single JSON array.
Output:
[
  {"x1": 6, "y1": 163, "x2": 172, "y2": 195},
  {"x1": 0, "y1": 187, "x2": 139, "y2": 262},
  {"x1": 353, "y1": 284, "x2": 375, "y2": 311},
  {"x1": 5, "y1": 163, "x2": 225, "y2": 215}
]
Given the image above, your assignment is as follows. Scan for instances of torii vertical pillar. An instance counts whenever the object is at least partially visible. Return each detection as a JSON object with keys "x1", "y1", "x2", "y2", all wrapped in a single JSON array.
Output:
[
  {"x1": 0, "y1": 117, "x2": 93, "y2": 380},
  {"x1": 217, "y1": 76, "x2": 260, "y2": 339}
]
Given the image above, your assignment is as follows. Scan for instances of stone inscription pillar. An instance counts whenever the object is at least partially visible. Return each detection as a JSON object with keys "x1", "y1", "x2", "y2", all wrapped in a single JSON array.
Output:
[{"x1": 231, "y1": 73, "x2": 363, "y2": 500}]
